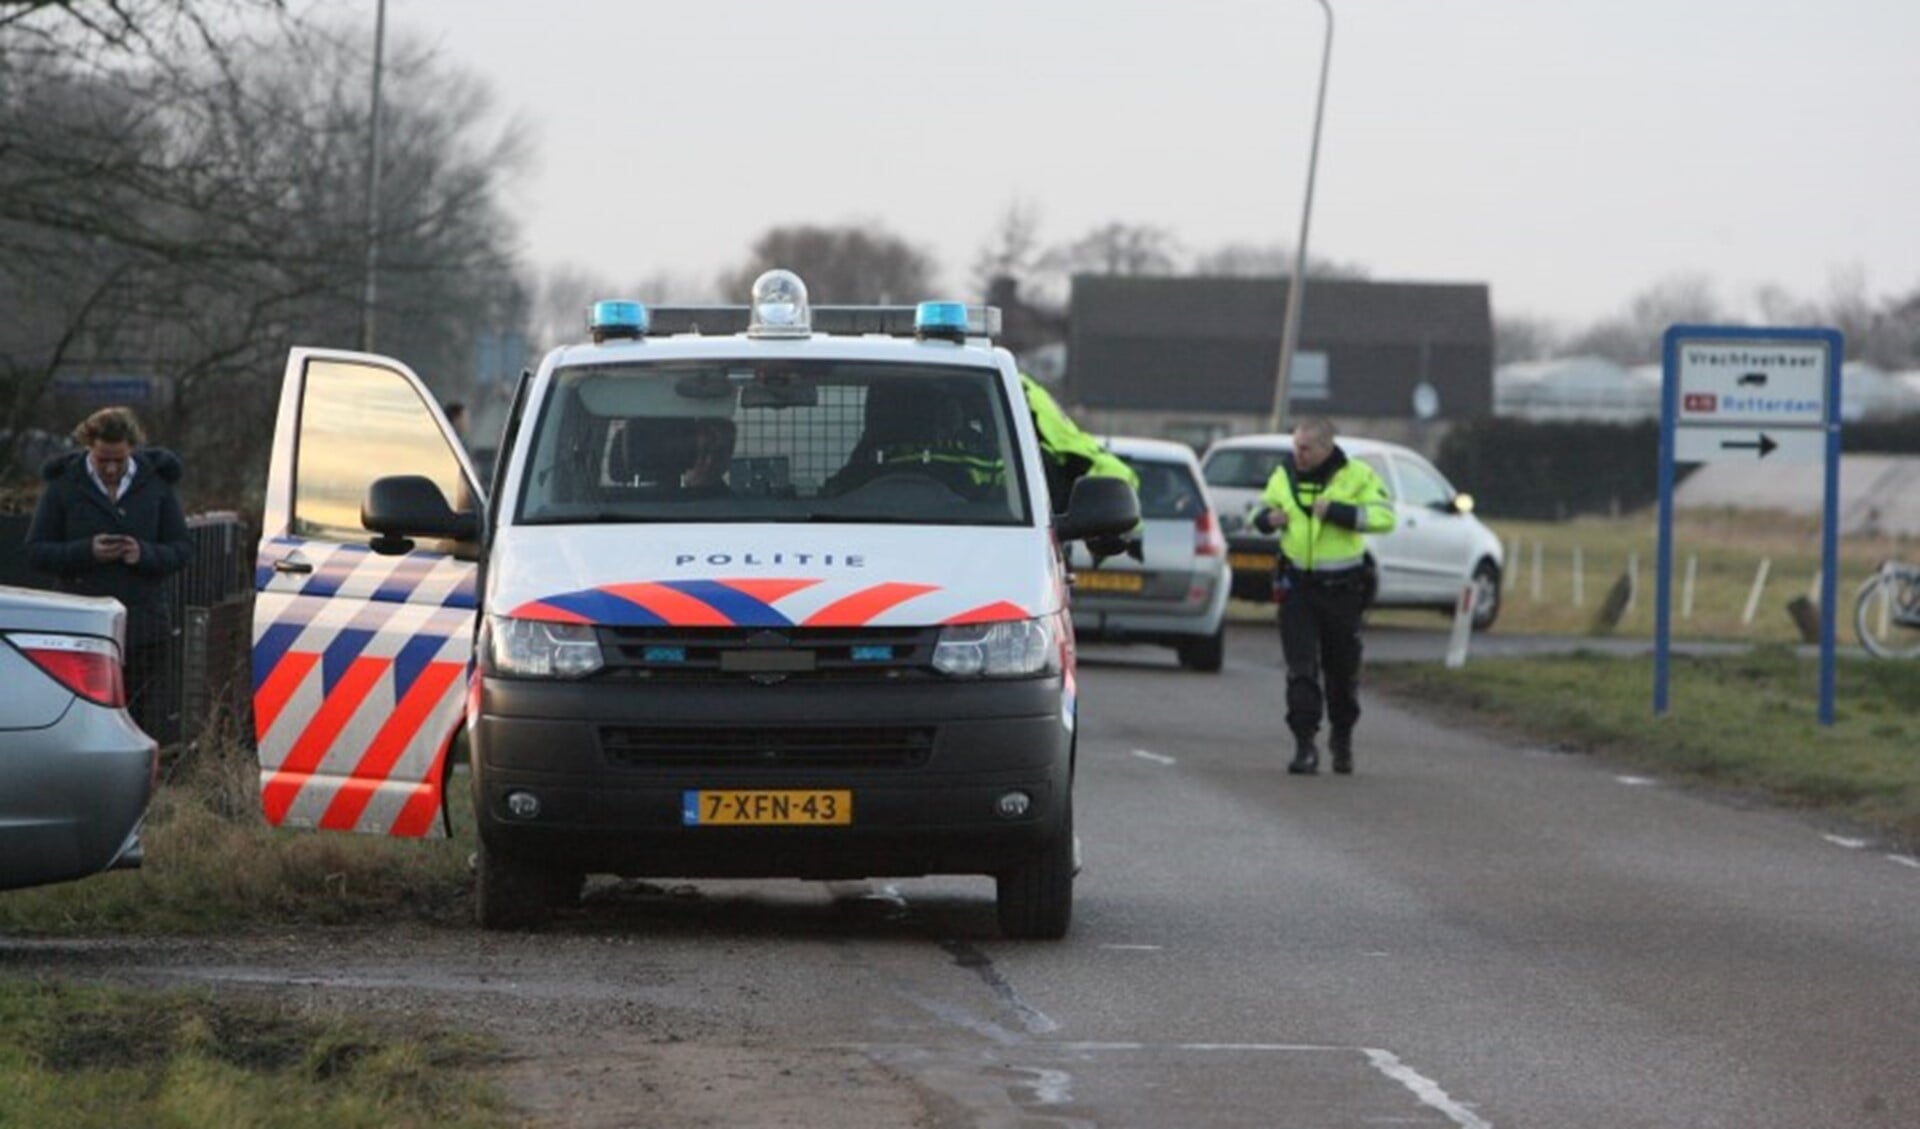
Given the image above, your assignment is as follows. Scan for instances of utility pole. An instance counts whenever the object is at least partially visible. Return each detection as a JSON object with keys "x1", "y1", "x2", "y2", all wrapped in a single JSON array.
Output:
[
  {"x1": 361, "y1": 0, "x2": 387, "y2": 353},
  {"x1": 1267, "y1": 0, "x2": 1333, "y2": 433}
]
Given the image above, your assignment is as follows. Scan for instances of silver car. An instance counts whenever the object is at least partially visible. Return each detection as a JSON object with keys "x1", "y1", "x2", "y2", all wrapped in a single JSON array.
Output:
[
  {"x1": 0, "y1": 585, "x2": 156, "y2": 892},
  {"x1": 1066, "y1": 437, "x2": 1231, "y2": 671},
  {"x1": 1201, "y1": 433, "x2": 1505, "y2": 630}
]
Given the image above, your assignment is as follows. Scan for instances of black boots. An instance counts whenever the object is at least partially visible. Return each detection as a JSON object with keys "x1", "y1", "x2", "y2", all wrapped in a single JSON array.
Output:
[
  {"x1": 1330, "y1": 730, "x2": 1354, "y2": 775},
  {"x1": 1289, "y1": 732, "x2": 1353, "y2": 776}
]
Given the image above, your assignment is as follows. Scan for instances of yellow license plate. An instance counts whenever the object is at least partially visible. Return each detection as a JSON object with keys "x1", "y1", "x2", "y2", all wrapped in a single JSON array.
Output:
[
  {"x1": 1229, "y1": 552, "x2": 1275, "y2": 571},
  {"x1": 683, "y1": 790, "x2": 852, "y2": 826},
  {"x1": 1076, "y1": 570, "x2": 1144, "y2": 593}
]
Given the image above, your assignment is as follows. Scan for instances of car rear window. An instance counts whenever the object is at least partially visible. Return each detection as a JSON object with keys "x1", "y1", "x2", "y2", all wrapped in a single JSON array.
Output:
[
  {"x1": 1202, "y1": 447, "x2": 1288, "y2": 489},
  {"x1": 1123, "y1": 458, "x2": 1206, "y2": 520}
]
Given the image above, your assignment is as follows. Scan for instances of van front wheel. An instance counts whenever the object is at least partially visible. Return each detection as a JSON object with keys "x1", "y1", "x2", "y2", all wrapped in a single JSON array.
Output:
[
  {"x1": 475, "y1": 838, "x2": 557, "y2": 931},
  {"x1": 996, "y1": 799, "x2": 1075, "y2": 940}
]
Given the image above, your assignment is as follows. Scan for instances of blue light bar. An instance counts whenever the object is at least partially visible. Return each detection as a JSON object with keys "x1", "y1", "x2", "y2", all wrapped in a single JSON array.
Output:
[
  {"x1": 915, "y1": 301, "x2": 970, "y2": 342},
  {"x1": 589, "y1": 299, "x2": 649, "y2": 342},
  {"x1": 643, "y1": 645, "x2": 687, "y2": 664}
]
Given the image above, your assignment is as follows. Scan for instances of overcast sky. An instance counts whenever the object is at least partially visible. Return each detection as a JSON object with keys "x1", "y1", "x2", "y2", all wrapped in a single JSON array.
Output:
[{"x1": 380, "y1": 0, "x2": 1918, "y2": 328}]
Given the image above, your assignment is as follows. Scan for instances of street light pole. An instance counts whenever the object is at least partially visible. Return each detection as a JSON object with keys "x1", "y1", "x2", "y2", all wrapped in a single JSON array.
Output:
[
  {"x1": 361, "y1": 0, "x2": 387, "y2": 353},
  {"x1": 1268, "y1": 0, "x2": 1333, "y2": 434}
]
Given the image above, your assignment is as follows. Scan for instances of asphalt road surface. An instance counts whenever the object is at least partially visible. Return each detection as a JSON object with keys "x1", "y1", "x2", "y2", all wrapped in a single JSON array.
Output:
[{"x1": 8, "y1": 621, "x2": 1915, "y2": 1127}]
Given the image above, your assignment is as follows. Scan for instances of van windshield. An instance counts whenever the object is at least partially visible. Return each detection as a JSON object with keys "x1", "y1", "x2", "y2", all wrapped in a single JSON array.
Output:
[{"x1": 516, "y1": 359, "x2": 1030, "y2": 527}]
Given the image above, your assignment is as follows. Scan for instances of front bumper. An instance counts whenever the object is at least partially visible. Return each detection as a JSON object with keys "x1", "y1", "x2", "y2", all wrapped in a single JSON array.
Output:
[{"x1": 471, "y1": 674, "x2": 1073, "y2": 879}]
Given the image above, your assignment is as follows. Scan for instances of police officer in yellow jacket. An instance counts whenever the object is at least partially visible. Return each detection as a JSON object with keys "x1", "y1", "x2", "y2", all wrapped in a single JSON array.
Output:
[
  {"x1": 1020, "y1": 373, "x2": 1137, "y2": 505},
  {"x1": 1250, "y1": 417, "x2": 1396, "y2": 775}
]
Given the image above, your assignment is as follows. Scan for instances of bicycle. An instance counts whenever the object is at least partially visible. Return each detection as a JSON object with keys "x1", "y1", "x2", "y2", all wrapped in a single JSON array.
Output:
[{"x1": 1853, "y1": 559, "x2": 1920, "y2": 659}]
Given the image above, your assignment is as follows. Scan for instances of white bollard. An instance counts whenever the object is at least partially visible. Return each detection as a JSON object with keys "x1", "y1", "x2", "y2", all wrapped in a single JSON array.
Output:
[
  {"x1": 1626, "y1": 551, "x2": 1640, "y2": 613},
  {"x1": 1682, "y1": 553, "x2": 1697, "y2": 620},
  {"x1": 1572, "y1": 545, "x2": 1585, "y2": 607},
  {"x1": 1742, "y1": 558, "x2": 1772, "y2": 626},
  {"x1": 1530, "y1": 542, "x2": 1544, "y2": 603},
  {"x1": 1444, "y1": 582, "x2": 1475, "y2": 669},
  {"x1": 1505, "y1": 538, "x2": 1520, "y2": 590}
]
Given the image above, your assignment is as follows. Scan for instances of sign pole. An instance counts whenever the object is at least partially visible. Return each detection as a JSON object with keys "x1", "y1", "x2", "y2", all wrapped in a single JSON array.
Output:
[
  {"x1": 1817, "y1": 334, "x2": 1842, "y2": 726},
  {"x1": 1655, "y1": 329, "x2": 1680, "y2": 715}
]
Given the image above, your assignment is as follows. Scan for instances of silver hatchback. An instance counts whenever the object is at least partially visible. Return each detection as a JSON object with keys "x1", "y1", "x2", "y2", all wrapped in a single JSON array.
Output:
[
  {"x1": 1066, "y1": 438, "x2": 1231, "y2": 671},
  {"x1": 0, "y1": 585, "x2": 156, "y2": 892}
]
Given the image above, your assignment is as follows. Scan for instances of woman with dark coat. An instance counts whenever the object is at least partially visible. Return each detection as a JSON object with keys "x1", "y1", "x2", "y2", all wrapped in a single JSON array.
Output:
[{"x1": 26, "y1": 406, "x2": 191, "y2": 736}]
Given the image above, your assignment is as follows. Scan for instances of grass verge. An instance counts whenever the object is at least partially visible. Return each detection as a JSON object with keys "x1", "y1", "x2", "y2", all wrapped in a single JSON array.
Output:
[
  {"x1": 1373, "y1": 646, "x2": 1920, "y2": 848},
  {"x1": 0, "y1": 979, "x2": 510, "y2": 1129}
]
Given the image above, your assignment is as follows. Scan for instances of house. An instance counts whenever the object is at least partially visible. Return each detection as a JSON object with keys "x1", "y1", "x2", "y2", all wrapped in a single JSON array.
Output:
[{"x1": 1064, "y1": 275, "x2": 1493, "y2": 452}]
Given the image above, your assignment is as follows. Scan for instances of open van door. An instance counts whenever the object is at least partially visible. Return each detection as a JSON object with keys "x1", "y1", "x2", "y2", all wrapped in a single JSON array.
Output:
[{"x1": 251, "y1": 350, "x2": 482, "y2": 836}]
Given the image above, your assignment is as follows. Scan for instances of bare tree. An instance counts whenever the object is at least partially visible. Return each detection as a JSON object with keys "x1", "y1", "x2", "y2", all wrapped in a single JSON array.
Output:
[
  {"x1": 1044, "y1": 221, "x2": 1181, "y2": 279},
  {"x1": 1493, "y1": 315, "x2": 1565, "y2": 366},
  {"x1": 1565, "y1": 273, "x2": 1725, "y2": 364},
  {"x1": 1190, "y1": 240, "x2": 1368, "y2": 280},
  {"x1": 968, "y1": 198, "x2": 1045, "y2": 301},
  {"x1": 718, "y1": 223, "x2": 938, "y2": 305},
  {"x1": 0, "y1": 15, "x2": 530, "y2": 503}
]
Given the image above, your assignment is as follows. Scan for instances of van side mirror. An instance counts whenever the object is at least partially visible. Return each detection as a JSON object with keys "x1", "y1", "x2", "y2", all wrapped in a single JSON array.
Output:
[
  {"x1": 1054, "y1": 475, "x2": 1140, "y2": 543},
  {"x1": 363, "y1": 475, "x2": 479, "y2": 553}
]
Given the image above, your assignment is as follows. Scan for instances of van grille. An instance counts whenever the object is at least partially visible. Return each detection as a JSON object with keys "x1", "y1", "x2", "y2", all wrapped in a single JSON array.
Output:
[
  {"x1": 600, "y1": 725, "x2": 935, "y2": 769},
  {"x1": 597, "y1": 625, "x2": 938, "y2": 684}
]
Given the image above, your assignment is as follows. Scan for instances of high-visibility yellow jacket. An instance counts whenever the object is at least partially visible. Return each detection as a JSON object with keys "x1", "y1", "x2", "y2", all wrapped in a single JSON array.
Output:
[
  {"x1": 1020, "y1": 374, "x2": 1138, "y2": 508},
  {"x1": 1256, "y1": 447, "x2": 1396, "y2": 572}
]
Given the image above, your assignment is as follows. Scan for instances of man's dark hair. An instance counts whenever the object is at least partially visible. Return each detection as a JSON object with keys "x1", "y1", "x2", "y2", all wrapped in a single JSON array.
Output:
[{"x1": 73, "y1": 406, "x2": 146, "y2": 447}]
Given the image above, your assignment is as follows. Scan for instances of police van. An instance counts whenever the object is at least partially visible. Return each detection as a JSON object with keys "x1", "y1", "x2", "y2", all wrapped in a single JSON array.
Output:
[{"x1": 250, "y1": 271, "x2": 1138, "y2": 938}]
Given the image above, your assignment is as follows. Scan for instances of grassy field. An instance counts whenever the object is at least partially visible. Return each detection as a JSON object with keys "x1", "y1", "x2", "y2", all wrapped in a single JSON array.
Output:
[
  {"x1": 1406, "y1": 508, "x2": 1916, "y2": 644},
  {"x1": 1373, "y1": 645, "x2": 1920, "y2": 850}
]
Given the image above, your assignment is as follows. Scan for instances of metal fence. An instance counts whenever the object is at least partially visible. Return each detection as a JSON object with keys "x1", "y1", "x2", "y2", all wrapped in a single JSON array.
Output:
[{"x1": 2, "y1": 512, "x2": 254, "y2": 746}]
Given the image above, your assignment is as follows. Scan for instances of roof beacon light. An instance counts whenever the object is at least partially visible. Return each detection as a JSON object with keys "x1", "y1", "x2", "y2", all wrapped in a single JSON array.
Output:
[
  {"x1": 748, "y1": 269, "x2": 811, "y2": 338},
  {"x1": 915, "y1": 301, "x2": 970, "y2": 343},
  {"x1": 588, "y1": 299, "x2": 649, "y2": 343}
]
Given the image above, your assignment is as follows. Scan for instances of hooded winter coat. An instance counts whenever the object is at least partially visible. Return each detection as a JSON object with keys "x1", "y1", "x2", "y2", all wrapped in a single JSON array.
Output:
[{"x1": 26, "y1": 447, "x2": 192, "y2": 645}]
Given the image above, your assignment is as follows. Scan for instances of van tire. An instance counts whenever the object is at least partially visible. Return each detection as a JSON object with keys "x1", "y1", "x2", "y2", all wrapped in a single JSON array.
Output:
[
  {"x1": 1177, "y1": 626, "x2": 1225, "y2": 672},
  {"x1": 475, "y1": 838, "x2": 555, "y2": 931},
  {"x1": 996, "y1": 798, "x2": 1074, "y2": 940}
]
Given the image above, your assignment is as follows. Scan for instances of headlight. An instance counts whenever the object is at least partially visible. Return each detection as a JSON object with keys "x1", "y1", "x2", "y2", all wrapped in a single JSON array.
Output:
[
  {"x1": 486, "y1": 615, "x2": 604, "y2": 678},
  {"x1": 932, "y1": 613, "x2": 1062, "y2": 678}
]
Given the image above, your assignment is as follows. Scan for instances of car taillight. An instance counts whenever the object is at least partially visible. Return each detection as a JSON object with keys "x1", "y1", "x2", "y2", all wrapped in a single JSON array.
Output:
[
  {"x1": 1194, "y1": 509, "x2": 1226, "y2": 557},
  {"x1": 7, "y1": 633, "x2": 125, "y2": 707}
]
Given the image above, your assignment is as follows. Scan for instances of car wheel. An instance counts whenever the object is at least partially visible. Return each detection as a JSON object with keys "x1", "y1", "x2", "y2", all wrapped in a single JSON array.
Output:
[
  {"x1": 1470, "y1": 558, "x2": 1502, "y2": 631},
  {"x1": 996, "y1": 796, "x2": 1074, "y2": 940},
  {"x1": 475, "y1": 838, "x2": 558, "y2": 931},
  {"x1": 1177, "y1": 625, "x2": 1225, "y2": 672}
]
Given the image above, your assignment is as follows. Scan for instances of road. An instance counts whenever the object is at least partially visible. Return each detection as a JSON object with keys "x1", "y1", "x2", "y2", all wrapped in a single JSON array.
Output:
[{"x1": 9, "y1": 621, "x2": 1916, "y2": 1127}]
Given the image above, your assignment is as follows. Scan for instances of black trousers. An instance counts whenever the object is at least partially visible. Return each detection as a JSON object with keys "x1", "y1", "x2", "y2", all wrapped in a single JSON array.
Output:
[{"x1": 1279, "y1": 576, "x2": 1367, "y2": 741}]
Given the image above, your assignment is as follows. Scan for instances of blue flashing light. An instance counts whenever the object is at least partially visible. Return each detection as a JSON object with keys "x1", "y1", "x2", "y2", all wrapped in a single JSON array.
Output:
[
  {"x1": 643, "y1": 645, "x2": 687, "y2": 664},
  {"x1": 850, "y1": 645, "x2": 894, "y2": 663},
  {"x1": 589, "y1": 299, "x2": 649, "y2": 342},
  {"x1": 915, "y1": 301, "x2": 970, "y2": 342}
]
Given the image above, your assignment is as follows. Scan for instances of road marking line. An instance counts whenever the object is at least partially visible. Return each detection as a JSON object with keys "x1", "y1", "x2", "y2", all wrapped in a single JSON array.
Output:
[
  {"x1": 1887, "y1": 854, "x2": 1920, "y2": 870},
  {"x1": 1099, "y1": 944, "x2": 1163, "y2": 951},
  {"x1": 1614, "y1": 775, "x2": 1656, "y2": 786},
  {"x1": 1822, "y1": 834, "x2": 1869, "y2": 850},
  {"x1": 1363, "y1": 1048, "x2": 1496, "y2": 1129},
  {"x1": 1131, "y1": 748, "x2": 1177, "y2": 765}
]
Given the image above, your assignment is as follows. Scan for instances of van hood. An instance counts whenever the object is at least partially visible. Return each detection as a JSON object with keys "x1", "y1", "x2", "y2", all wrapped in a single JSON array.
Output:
[{"x1": 490, "y1": 525, "x2": 1063, "y2": 628}]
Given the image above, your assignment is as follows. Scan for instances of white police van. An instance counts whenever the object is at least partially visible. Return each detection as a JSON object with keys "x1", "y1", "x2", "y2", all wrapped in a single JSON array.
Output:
[{"x1": 249, "y1": 271, "x2": 1138, "y2": 938}]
